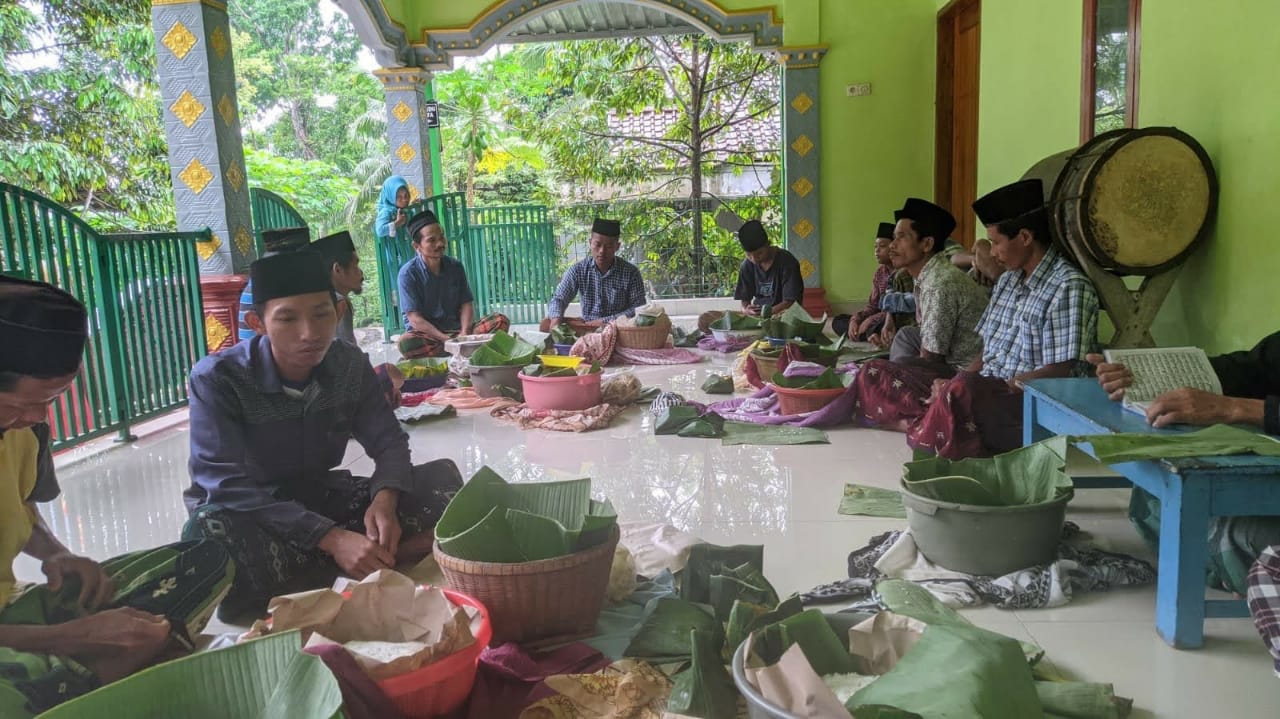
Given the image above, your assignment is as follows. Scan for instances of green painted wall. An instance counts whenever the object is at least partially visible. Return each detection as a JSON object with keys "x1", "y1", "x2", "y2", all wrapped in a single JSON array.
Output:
[
  {"x1": 816, "y1": 0, "x2": 938, "y2": 303},
  {"x1": 974, "y1": 0, "x2": 1080, "y2": 197},
  {"x1": 1136, "y1": 0, "x2": 1280, "y2": 353}
]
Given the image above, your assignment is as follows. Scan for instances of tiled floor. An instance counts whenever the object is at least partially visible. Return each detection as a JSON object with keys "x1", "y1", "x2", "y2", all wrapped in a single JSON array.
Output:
[{"x1": 19, "y1": 351, "x2": 1280, "y2": 717}]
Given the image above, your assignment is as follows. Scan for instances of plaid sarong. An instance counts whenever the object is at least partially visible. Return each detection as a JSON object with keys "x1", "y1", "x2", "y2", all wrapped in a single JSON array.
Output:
[
  {"x1": 1247, "y1": 545, "x2": 1280, "y2": 675},
  {"x1": 470, "y1": 312, "x2": 509, "y2": 335},
  {"x1": 398, "y1": 312, "x2": 510, "y2": 359},
  {"x1": 0, "y1": 540, "x2": 234, "y2": 717}
]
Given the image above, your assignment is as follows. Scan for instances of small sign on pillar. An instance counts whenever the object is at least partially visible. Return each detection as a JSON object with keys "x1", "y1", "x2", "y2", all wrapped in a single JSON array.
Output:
[{"x1": 424, "y1": 100, "x2": 440, "y2": 129}]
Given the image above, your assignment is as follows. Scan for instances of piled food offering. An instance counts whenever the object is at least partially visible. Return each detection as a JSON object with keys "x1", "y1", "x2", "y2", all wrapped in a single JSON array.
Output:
[
  {"x1": 711, "y1": 309, "x2": 766, "y2": 344},
  {"x1": 243, "y1": 570, "x2": 479, "y2": 681},
  {"x1": 434, "y1": 467, "x2": 617, "y2": 563},
  {"x1": 467, "y1": 330, "x2": 540, "y2": 398},
  {"x1": 761, "y1": 303, "x2": 829, "y2": 345}
]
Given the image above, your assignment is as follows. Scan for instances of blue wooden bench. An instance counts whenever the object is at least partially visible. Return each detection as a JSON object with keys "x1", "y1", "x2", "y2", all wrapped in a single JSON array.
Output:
[{"x1": 1023, "y1": 377, "x2": 1280, "y2": 649}]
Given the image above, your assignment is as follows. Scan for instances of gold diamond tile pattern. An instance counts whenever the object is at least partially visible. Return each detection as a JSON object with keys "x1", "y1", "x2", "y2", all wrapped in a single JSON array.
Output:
[
  {"x1": 162, "y1": 21, "x2": 197, "y2": 61},
  {"x1": 171, "y1": 90, "x2": 205, "y2": 128},
  {"x1": 395, "y1": 143, "x2": 417, "y2": 164},
  {"x1": 224, "y1": 161, "x2": 244, "y2": 192},
  {"x1": 408, "y1": 183, "x2": 421, "y2": 201},
  {"x1": 392, "y1": 101, "x2": 413, "y2": 123},
  {"x1": 799, "y1": 258, "x2": 816, "y2": 280},
  {"x1": 179, "y1": 158, "x2": 214, "y2": 194},
  {"x1": 210, "y1": 26, "x2": 229, "y2": 60},
  {"x1": 790, "y1": 92, "x2": 814, "y2": 114},
  {"x1": 195, "y1": 233, "x2": 222, "y2": 261},
  {"x1": 217, "y1": 95, "x2": 236, "y2": 127},
  {"x1": 234, "y1": 226, "x2": 254, "y2": 256},
  {"x1": 793, "y1": 218, "x2": 815, "y2": 239},
  {"x1": 204, "y1": 313, "x2": 230, "y2": 351},
  {"x1": 791, "y1": 134, "x2": 814, "y2": 157},
  {"x1": 790, "y1": 176, "x2": 814, "y2": 198}
]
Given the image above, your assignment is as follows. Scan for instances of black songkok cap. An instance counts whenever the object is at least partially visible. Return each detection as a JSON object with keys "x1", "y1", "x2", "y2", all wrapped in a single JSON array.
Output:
[
  {"x1": 737, "y1": 220, "x2": 769, "y2": 252},
  {"x1": 893, "y1": 198, "x2": 957, "y2": 243},
  {"x1": 311, "y1": 231, "x2": 355, "y2": 265},
  {"x1": 876, "y1": 222, "x2": 896, "y2": 240},
  {"x1": 0, "y1": 274, "x2": 87, "y2": 376},
  {"x1": 250, "y1": 251, "x2": 333, "y2": 306},
  {"x1": 972, "y1": 179, "x2": 1046, "y2": 226},
  {"x1": 261, "y1": 226, "x2": 311, "y2": 254},
  {"x1": 591, "y1": 218, "x2": 621, "y2": 237},
  {"x1": 407, "y1": 210, "x2": 440, "y2": 241}
]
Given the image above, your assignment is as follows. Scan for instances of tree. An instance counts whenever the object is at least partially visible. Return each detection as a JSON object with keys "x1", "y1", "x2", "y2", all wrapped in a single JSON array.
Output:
[
  {"x1": 0, "y1": 0, "x2": 174, "y2": 230},
  {"x1": 506, "y1": 36, "x2": 781, "y2": 296}
]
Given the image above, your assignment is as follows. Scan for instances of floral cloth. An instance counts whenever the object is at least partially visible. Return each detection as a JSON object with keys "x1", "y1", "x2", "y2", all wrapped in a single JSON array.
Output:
[{"x1": 519, "y1": 660, "x2": 673, "y2": 719}]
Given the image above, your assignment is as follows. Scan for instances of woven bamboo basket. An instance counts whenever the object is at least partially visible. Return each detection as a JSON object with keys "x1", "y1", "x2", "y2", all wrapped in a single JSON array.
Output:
[
  {"x1": 433, "y1": 525, "x2": 620, "y2": 646},
  {"x1": 615, "y1": 314, "x2": 672, "y2": 350},
  {"x1": 750, "y1": 348, "x2": 837, "y2": 380}
]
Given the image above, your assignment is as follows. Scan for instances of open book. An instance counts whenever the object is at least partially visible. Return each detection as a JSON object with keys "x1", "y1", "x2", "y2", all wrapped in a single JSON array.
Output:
[{"x1": 1104, "y1": 347, "x2": 1222, "y2": 416}]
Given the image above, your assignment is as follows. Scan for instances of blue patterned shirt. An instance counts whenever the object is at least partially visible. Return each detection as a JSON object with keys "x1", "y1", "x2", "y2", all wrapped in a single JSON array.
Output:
[
  {"x1": 547, "y1": 257, "x2": 647, "y2": 322},
  {"x1": 977, "y1": 246, "x2": 1099, "y2": 379}
]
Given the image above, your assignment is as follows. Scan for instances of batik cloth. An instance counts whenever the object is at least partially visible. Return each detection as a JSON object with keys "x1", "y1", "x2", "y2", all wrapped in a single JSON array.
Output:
[
  {"x1": 1246, "y1": 545, "x2": 1280, "y2": 675},
  {"x1": 0, "y1": 540, "x2": 234, "y2": 718},
  {"x1": 913, "y1": 253, "x2": 988, "y2": 369},
  {"x1": 182, "y1": 461, "x2": 461, "y2": 620},
  {"x1": 851, "y1": 358, "x2": 954, "y2": 433},
  {"x1": 398, "y1": 312, "x2": 509, "y2": 359},
  {"x1": 906, "y1": 371, "x2": 1024, "y2": 459}
]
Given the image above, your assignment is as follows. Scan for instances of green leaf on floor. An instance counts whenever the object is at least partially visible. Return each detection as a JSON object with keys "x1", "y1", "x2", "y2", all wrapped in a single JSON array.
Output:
[
  {"x1": 667, "y1": 628, "x2": 739, "y2": 719},
  {"x1": 709, "y1": 562, "x2": 780, "y2": 623},
  {"x1": 719, "y1": 421, "x2": 830, "y2": 446},
  {"x1": 839, "y1": 483, "x2": 907, "y2": 519},
  {"x1": 682, "y1": 543, "x2": 765, "y2": 604},
  {"x1": 623, "y1": 597, "x2": 722, "y2": 662}
]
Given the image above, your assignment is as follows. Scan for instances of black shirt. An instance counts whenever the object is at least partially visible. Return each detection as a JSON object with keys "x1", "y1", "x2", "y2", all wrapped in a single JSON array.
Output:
[
  {"x1": 733, "y1": 248, "x2": 804, "y2": 308},
  {"x1": 1210, "y1": 331, "x2": 1280, "y2": 435}
]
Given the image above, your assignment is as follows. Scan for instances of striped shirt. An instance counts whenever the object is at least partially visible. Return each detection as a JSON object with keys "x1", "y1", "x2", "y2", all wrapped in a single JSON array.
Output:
[
  {"x1": 977, "y1": 246, "x2": 1099, "y2": 379},
  {"x1": 547, "y1": 257, "x2": 647, "y2": 322}
]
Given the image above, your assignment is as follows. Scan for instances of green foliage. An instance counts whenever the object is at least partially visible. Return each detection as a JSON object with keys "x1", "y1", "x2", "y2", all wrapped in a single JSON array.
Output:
[{"x1": 244, "y1": 148, "x2": 356, "y2": 234}]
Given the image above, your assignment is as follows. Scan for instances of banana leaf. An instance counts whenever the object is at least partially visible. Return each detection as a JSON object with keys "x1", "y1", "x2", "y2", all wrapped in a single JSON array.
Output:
[
  {"x1": 1073, "y1": 423, "x2": 1280, "y2": 463},
  {"x1": 434, "y1": 466, "x2": 510, "y2": 541},
  {"x1": 436, "y1": 505, "x2": 526, "y2": 563},
  {"x1": 636, "y1": 314, "x2": 658, "y2": 327},
  {"x1": 578, "y1": 499, "x2": 619, "y2": 550},
  {"x1": 770, "y1": 368, "x2": 851, "y2": 390},
  {"x1": 901, "y1": 437, "x2": 1071, "y2": 507},
  {"x1": 747, "y1": 609, "x2": 860, "y2": 677},
  {"x1": 623, "y1": 597, "x2": 723, "y2": 662},
  {"x1": 682, "y1": 543, "x2": 765, "y2": 604},
  {"x1": 719, "y1": 422, "x2": 830, "y2": 446},
  {"x1": 725, "y1": 594, "x2": 804, "y2": 661},
  {"x1": 470, "y1": 329, "x2": 539, "y2": 367},
  {"x1": 41, "y1": 632, "x2": 343, "y2": 719},
  {"x1": 502, "y1": 477, "x2": 592, "y2": 529},
  {"x1": 677, "y1": 413, "x2": 726, "y2": 439},
  {"x1": 701, "y1": 373, "x2": 735, "y2": 394},
  {"x1": 505, "y1": 508, "x2": 577, "y2": 561},
  {"x1": 764, "y1": 304, "x2": 828, "y2": 343},
  {"x1": 550, "y1": 324, "x2": 578, "y2": 345},
  {"x1": 667, "y1": 628, "x2": 739, "y2": 719},
  {"x1": 718, "y1": 311, "x2": 764, "y2": 330},
  {"x1": 709, "y1": 562, "x2": 780, "y2": 623},
  {"x1": 655, "y1": 405, "x2": 702, "y2": 435}
]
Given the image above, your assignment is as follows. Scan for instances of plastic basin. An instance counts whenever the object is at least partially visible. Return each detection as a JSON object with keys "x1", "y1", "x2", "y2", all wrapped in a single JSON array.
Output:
[
  {"x1": 519, "y1": 371, "x2": 602, "y2": 411},
  {"x1": 900, "y1": 478, "x2": 1071, "y2": 576},
  {"x1": 711, "y1": 327, "x2": 763, "y2": 344},
  {"x1": 770, "y1": 384, "x2": 846, "y2": 415},
  {"x1": 552, "y1": 343, "x2": 575, "y2": 356},
  {"x1": 732, "y1": 641, "x2": 803, "y2": 719},
  {"x1": 468, "y1": 364, "x2": 523, "y2": 398}
]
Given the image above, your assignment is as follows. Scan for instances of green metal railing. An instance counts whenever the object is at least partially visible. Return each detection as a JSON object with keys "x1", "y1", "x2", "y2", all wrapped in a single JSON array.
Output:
[
  {"x1": 466, "y1": 205, "x2": 557, "y2": 325},
  {"x1": 0, "y1": 183, "x2": 209, "y2": 449},
  {"x1": 249, "y1": 187, "x2": 307, "y2": 253},
  {"x1": 375, "y1": 192, "x2": 469, "y2": 340}
]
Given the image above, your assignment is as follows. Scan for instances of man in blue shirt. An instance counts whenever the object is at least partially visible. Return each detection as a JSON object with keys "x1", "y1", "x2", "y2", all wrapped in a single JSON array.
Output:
[
  {"x1": 541, "y1": 218, "x2": 647, "y2": 334},
  {"x1": 396, "y1": 211, "x2": 507, "y2": 358},
  {"x1": 236, "y1": 226, "x2": 310, "y2": 344},
  {"x1": 184, "y1": 250, "x2": 462, "y2": 620}
]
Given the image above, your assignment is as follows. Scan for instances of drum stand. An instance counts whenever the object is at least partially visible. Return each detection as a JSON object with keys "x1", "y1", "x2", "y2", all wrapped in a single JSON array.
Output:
[{"x1": 1060, "y1": 231, "x2": 1182, "y2": 349}]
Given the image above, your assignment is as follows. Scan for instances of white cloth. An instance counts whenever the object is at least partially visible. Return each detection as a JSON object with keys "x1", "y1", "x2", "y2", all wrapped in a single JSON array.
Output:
[{"x1": 618, "y1": 522, "x2": 702, "y2": 578}]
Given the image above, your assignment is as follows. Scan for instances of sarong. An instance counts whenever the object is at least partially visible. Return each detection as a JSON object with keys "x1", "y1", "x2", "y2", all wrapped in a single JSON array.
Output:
[
  {"x1": 398, "y1": 312, "x2": 510, "y2": 358},
  {"x1": 907, "y1": 371, "x2": 1022, "y2": 459}
]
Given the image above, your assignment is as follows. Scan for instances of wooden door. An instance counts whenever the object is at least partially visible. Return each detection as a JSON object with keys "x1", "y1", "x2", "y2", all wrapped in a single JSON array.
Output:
[{"x1": 935, "y1": 0, "x2": 981, "y2": 249}]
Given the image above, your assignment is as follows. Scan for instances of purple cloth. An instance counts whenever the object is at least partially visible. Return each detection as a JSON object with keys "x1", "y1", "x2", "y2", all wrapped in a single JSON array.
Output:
[
  {"x1": 697, "y1": 335, "x2": 753, "y2": 353},
  {"x1": 305, "y1": 644, "x2": 407, "y2": 719},
  {"x1": 696, "y1": 363, "x2": 859, "y2": 427},
  {"x1": 466, "y1": 642, "x2": 609, "y2": 719}
]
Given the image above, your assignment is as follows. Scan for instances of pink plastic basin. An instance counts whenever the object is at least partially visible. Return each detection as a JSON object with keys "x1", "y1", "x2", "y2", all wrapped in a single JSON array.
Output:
[{"x1": 519, "y1": 371, "x2": 602, "y2": 411}]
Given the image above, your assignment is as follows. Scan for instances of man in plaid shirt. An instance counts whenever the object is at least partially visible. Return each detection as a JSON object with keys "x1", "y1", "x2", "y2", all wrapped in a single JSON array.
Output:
[
  {"x1": 542, "y1": 218, "x2": 647, "y2": 334},
  {"x1": 907, "y1": 179, "x2": 1099, "y2": 459}
]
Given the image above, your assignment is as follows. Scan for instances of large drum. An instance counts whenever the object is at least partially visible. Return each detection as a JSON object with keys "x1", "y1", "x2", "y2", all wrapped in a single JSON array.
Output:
[{"x1": 1024, "y1": 127, "x2": 1218, "y2": 276}]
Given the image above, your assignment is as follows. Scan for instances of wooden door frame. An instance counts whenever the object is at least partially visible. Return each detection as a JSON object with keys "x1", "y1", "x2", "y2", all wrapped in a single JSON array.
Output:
[{"x1": 935, "y1": 0, "x2": 981, "y2": 240}]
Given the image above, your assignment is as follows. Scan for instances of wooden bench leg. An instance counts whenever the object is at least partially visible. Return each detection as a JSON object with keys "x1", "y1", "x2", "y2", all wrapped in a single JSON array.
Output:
[{"x1": 1155, "y1": 476, "x2": 1212, "y2": 648}]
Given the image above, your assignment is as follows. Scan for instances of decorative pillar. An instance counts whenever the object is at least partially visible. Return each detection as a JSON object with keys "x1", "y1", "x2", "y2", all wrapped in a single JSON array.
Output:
[
  {"x1": 375, "y1": 68, "x2": 436, "y2": 202},
  {"x1": 777, "y1": 46, "x2": 829, "y2": 317},
  {"x1": 152, "y1": 0, "x2": 255, "y2": 352}
]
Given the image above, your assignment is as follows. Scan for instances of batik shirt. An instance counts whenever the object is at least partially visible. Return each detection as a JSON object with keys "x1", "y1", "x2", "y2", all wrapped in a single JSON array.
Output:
[
  {"x1": 547, "y1": 257, "x2": 647, "y2": 322},
  {"x1": 914, "y1": 253, "x2": 989, "y2": 368},
  {"x1": 977, "y1": 246, "x2": 1099, "y2": 380},
  {"x1": 185, "y1": 336, "x2": 411, "y2": 548}
]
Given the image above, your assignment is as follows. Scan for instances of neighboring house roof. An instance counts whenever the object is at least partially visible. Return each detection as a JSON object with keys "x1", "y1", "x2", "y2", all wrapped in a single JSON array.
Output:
[{"x1": 605, "y1": 107, "x2": 779, "y2": 161}]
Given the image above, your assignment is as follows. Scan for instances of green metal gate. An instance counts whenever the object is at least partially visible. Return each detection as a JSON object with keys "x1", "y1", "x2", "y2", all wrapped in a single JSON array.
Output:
[
  {"x1": 250, "y1": 187, "x2": 307, "y2": 253},
  {"x1": 374, "y1": 192, "x2": 469, "y2": 340},
  {"x1": 0, "y1": 183, "x2": 209, "y2": 449}
]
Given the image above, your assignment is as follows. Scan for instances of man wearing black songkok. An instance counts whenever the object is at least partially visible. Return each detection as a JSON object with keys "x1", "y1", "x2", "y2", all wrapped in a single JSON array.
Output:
[
  {"x1": 184, "y1": 251, "x2": 462, "y2": 620},
  {"x1": 0, "y1": 275, "x2": 233, "y2": 717},
  {"x1": 732, "y1": 219, "x2": 804, "y2": 317},
  {"x1": 542, "y1": 218, "x2": 647, "y2": 334}
]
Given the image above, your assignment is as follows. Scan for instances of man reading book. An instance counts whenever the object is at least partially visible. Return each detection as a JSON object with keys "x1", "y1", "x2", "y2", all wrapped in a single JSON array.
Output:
[{"x1": 1089, "y1": 331, "x2": 1280, "y2": 600}]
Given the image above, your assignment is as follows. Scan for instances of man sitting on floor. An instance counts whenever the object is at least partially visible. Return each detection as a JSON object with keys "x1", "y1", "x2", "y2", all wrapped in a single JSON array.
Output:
[
  {"x1": 0, "y1": 276, "x2": 233, "y2": 718},
  {"x1": 733, "y1": 219, "x2": 802, "y2": 318},
  {"x1": 397, "y1": 211, "x2": 508, "y2": 359},
  {"x1": 905, "y1": 178, "x2": 1098, "y2": 458},
  {"x1": 183, "y1": 251, "x2": 463, "y2": 620},
  {"x1": 833, "y1": 222, "x2": 915, "y2": 341},
  {"x1": 237, "y1": 226, "x2": 311, "y2": 345},
  {"x1": 1091, "y1": 332, "x2": 1280, "y2": 599},
  {"x1": 541, "y1": 218, "x2": 647, "y2": 335}
]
